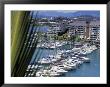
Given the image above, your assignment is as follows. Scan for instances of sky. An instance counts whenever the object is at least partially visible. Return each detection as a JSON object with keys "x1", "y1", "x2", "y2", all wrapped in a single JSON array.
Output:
[
  {"x1": 32, "y1": 10, "x2": 100, "y2": 18},
  {"x1": 33, "y1": 10, "x2": 78, "y2": 16},
  {"x1": 39, "y1": 10, "x2": 78, "y2": 13}
]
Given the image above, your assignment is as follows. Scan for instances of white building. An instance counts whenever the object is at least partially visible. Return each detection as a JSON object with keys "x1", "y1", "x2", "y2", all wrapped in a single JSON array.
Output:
[
  {"x1": 68, "y1": 21, "x2": 86, "y2": 39},
  {"x1": 89, "y1": 21, "x2": 100, "y2": 41},
  {"x1": 68, "y1": 20, "x2": 100, "y2": 41}
]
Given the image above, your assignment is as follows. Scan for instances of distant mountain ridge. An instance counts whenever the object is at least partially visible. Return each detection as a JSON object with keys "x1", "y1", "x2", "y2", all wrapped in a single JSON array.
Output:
[{"x1": 35, "y1": 11, "x2": 100, "y2": 18}]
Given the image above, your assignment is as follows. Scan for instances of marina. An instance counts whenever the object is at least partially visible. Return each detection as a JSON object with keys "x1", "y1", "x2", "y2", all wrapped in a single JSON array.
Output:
[
  {"x1": 9, "y1": 8, "x2": 106, "y2": 85},
  {"x1": 22, "y1": 11, "x2": 100, "y2": 77},
  {"x1": 24, "y1": 42, "x2": 99, "y2": 77}
]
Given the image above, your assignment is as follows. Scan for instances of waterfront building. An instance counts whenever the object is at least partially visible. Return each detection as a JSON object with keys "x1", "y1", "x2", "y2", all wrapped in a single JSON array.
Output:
[
  {"x1": 48, "y1": 23, "x2": 61, "y2": 35},
  {"x1": 67, "y1": 26, "x2": 76, "y2": 36},
  {"x1": 68, "y1": 21, "x2": 86, "y2": 39},
  {"x1": 33, "y1": 16, "x2": 100, "y2": 43},
  {"x1": 68, "y1": 20, "x2": 100, "y2": 42},
  {"x1": 84, "y1": 21, "x2": 91, "y2": 40},
  {"x1": 89, "y1": 21, "x2": 100, "y2": 41}
]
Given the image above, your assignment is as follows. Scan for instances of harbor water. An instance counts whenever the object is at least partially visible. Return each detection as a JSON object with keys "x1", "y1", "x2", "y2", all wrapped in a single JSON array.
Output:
[{"x1": 65, "y1": 49, "x2": 100, "y2": 77}]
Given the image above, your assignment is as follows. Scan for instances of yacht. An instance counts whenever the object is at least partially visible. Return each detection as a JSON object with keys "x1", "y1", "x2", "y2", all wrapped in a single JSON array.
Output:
[
  {"x1": 38, "y1": 58, "x2": 52, "y2": 64},
  {"x1": 51, "y1": 66, "x2": 68, "y2": 74},
  {"x1": 36, "y1": 71, "x2": 42, "y2": 77},
  {"x1": 81, "y1": 57, "x2": 90, "y2": 63},
  {"x1": 62, "y1": 63, "x2": 73, "y2": 70},
  {"x1": 49, "y1": 70, "x2": 60, "y2": 77},
  {"x1": 64, "y1": 61, "x2": 77, "y2": 69}
]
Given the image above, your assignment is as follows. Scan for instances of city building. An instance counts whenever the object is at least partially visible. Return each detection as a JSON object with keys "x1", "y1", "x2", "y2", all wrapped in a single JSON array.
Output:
[
  {"x1": 68, "y1": 21, "x2": 86, "y2": 39},
  {"x1": 89, "y1": 21, "x2": 100, "y2": 41},
  {"x1": 48, "y1": 21, "x2": 67, "y2": 35},
  {"x1": 68, "y1": 20, "x2": 100, "y2": 42}
]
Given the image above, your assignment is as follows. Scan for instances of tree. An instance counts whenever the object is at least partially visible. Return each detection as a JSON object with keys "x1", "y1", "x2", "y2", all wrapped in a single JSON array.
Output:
[{"x1": 75, "y1": 35, "x2": 81, "y2": 42}]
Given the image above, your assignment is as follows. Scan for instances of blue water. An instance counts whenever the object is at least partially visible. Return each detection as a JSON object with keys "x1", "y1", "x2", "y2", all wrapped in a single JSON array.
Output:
[
  {"x1": 30, "y1": 48, "x2": 55, "y2": 63},
  {"x1": 65, "y1": 49, "x2": 100, "y2": 77},
  {"x1": 30, "y1": 47, "x2": 100, "y2": 77},
  {"x1": 29, "y1": 25, "x2": 49, "y2": 33}
]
